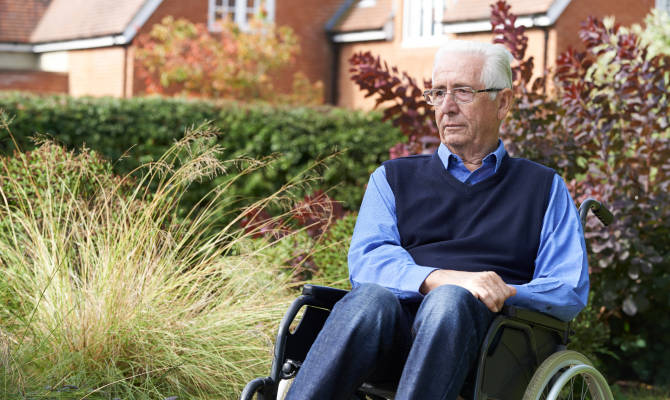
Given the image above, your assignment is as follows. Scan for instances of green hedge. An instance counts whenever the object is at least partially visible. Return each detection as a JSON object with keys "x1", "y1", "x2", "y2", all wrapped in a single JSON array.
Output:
[{"x1": 0, "y1": 92, "x2": 403, "y2": 210}]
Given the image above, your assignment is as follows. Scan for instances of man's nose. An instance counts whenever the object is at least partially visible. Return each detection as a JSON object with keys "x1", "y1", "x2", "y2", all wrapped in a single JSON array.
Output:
[{"x1": 439, "y1": 92, "x2": 460, "y2": 114}]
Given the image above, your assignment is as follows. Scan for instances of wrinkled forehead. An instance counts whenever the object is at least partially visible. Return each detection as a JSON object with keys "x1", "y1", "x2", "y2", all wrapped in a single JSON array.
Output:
[{"x1": 432, "y1": 54, "x2": 485, "y2": 89}]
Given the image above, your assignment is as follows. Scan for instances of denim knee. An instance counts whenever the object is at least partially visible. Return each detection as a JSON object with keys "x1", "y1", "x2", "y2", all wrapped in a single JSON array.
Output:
[
  {"x1": 334, "y1": 283, "x2": 400, "y2": 330},
  {"x1": 420, "y1": 284, "x2": 481, "y2": 322}
]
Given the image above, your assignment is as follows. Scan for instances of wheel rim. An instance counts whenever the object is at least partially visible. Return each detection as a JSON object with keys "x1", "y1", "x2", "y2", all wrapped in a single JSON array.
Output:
[{"x1": 541, "y1": 364, "x2": 612, "y2": 400}]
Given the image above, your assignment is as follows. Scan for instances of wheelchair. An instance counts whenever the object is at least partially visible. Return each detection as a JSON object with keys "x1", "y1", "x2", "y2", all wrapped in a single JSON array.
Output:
[{"x1": 241, "y1": 199, "x2": 615, "y2": 400}]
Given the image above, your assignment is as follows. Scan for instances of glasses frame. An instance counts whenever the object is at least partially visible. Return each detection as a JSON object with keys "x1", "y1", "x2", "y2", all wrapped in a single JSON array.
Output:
[{"x1": 422, "y1": 87, "x2": 505, "y2": 105}]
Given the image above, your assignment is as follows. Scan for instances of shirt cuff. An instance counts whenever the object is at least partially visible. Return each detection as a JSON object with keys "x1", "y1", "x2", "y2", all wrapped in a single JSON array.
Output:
[
  {"x1": 399, "y1": 265, "x2": 439, "y2": 302},
  {"x1": 506, "y1": 284, "x2": 532, "y2": 306}
]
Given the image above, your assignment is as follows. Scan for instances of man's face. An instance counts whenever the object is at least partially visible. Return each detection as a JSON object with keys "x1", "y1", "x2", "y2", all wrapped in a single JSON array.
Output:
[{"x1": 432, "y1": 54, "x2": 506, "y2": 150}]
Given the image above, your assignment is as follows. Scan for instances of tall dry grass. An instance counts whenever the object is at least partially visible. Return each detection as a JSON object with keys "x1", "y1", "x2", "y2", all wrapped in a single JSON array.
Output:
[{"x1": 0, "y1": 115, "x2": 317, "y2": 399}]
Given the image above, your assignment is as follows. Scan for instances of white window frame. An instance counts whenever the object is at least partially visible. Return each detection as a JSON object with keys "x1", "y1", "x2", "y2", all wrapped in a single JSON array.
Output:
[
  {"x1": 208, "y1": 0, "x2": 275, "y2": 32},
  {"x1": 358, "y1": 0, "x2": 377, "y2": 7},
  {"x1": 402, "y1": 0, "x2": 447, "y2": 48}
]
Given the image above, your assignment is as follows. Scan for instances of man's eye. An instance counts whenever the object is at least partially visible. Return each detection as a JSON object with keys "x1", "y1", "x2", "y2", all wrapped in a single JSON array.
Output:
[
  {"x1": 454, "y1": 88, "x2": 468, "y2": 94},
  {"x1": 436, "y1": 90, "x2": 446, "y2": 97}
]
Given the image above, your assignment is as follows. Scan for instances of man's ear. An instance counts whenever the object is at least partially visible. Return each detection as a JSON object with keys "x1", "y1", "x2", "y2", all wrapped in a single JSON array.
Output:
[{"x1": 497, "y1": 88, "x2": 513, "y2": 121}]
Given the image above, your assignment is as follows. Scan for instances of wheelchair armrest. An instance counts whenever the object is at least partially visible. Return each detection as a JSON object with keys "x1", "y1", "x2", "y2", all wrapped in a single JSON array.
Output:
[
  {"x1": 302, "y1": 284, "x2": 349, "y2": 305},
  {"x1": 501, "y1": 305, "x2": 569, "y2": 332}
]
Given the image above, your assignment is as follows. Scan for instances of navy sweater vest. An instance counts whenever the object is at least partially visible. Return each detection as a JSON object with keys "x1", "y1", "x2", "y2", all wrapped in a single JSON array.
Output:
[{"x1": 383, "y1": 151, "x2": 556, "y2": 285}]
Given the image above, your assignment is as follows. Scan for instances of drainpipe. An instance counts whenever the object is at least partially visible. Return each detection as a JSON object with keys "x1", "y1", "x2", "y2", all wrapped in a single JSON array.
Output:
[
  {"x1": 541, "y1": 25, "x2": 549, "y2": 94},
  {"x1": 329, "y1": 38, "x2": 340, "y2": 106},
  {"x1": 123, "y1": 45, "x2": 128, "y2": 98}
]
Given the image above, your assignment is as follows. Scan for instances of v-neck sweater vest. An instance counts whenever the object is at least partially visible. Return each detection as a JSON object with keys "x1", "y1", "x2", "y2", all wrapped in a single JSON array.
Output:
[{"x1": 383, "y1": 151, "x2": 556, "y2": 285}]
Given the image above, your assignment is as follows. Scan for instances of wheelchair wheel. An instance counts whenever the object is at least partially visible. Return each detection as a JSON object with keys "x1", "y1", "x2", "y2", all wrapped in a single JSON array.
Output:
[
  {"x1": 523, "y1": 350, "x2": 613, "y2": 400},
  {"x1": 277, "y1": 378, "x2": 293, "y2": 400}
]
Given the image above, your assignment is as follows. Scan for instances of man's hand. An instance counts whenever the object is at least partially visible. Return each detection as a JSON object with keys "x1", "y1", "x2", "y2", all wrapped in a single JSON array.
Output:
[{"x1": 419, "y1": 270, "x2": 517, "y2": 312}]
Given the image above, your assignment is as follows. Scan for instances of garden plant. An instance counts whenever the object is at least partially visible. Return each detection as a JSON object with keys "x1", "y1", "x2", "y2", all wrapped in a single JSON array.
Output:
[{"x1": 134, "y1": 15, "x2": 323, "y2": 104}]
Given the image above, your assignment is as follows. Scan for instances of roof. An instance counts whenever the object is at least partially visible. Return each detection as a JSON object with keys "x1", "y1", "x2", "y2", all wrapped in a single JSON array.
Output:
[
  {"x1": 31, "y1": 0, "x2": 148, "y2": 43},
  {"x1": 443, "y1": 0, "x2": 556, "y2": 23},
  {"x1": 331, "y1": 0, "x2": 394, "y2": 33},
  {"x1": 0, "y1": 0, "x2": 52, "y2": 43}
]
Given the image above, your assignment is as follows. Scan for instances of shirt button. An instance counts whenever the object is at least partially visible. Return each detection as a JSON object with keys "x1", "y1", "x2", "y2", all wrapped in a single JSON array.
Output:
[
  {"x1": 466, "y1": 181, "x2": 471, "y2": 186},
  {"x1": 451, "y1": 156, "x2": 457, "y2": 163}
]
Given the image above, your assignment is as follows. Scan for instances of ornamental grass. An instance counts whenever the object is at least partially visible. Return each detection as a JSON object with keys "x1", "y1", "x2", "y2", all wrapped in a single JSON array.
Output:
[{"x1": 0, "y1": 114, "x2": 315, "y2": 399}]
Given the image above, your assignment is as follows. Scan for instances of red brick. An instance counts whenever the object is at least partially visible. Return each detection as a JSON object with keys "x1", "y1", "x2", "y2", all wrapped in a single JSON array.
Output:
[
  {"x1": 69, "y1": 47, "x2": 127, "y2": 97},
  {"x1": 554, "y1": 0, "x2": 654, "y2": 54},
  {"x1": 0, "y1": 70, "x2": 68, "y2": 93}
]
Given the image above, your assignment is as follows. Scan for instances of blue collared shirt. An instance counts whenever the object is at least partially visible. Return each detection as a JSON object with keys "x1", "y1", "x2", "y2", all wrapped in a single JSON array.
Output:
[{"x1": 348, "y1": 140, "x2": 589, "y2": 321}]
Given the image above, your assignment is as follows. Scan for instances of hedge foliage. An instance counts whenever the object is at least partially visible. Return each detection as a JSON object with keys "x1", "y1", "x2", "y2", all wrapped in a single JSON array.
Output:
[{"x1": 0, "y1": 92, "x2": 403, "y2": 211}]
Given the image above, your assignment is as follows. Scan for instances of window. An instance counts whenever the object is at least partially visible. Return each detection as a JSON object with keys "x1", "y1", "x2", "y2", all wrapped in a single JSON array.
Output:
[
  {"x1": 402, "y1": 0, "x2": 446, "y2": 47},
  {"x1": 358, "y1": 0, "x2": 377, "y2": 7},
  {"x1": 208, "y1": 0, "x2": 275, "y2": 32},
  {"x1": 657, "y1": 0, "x2": 670, "y2": 12}
]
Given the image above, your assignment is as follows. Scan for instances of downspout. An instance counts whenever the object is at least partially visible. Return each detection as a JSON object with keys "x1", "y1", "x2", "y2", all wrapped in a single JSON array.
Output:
[
  {"x1": 541, "y1": 25, "x2": 549, "y2": 94},
  {"x1": 329, "y1": 38, "x2": 340, "y2": 106},
  {"x1": 123, "y1": 44, "x2": 128, "y2": 98}
]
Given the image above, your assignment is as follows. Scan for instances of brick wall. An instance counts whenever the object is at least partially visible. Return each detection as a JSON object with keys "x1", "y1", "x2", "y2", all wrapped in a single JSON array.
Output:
[
  {"x1": 275, "y1": 0, "x2": 348, "y2": 101},
  {"x1": 69, "y1": 47, "x2": 127, "y2": 97},
  {"x1": 554, "y1": 0, "x2": 654, "y2": 54},
  {"x1": 337, "y1": 40, "x2": 437, "y2": 110},
  {"x1": 0, "y1": 70, "x2": 68, "y2": 93}
]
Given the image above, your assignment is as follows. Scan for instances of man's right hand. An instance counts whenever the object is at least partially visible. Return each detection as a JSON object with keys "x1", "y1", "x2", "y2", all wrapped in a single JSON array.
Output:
[{"x1": 419, "y1": 270, "x2": 516, "y2": 313}]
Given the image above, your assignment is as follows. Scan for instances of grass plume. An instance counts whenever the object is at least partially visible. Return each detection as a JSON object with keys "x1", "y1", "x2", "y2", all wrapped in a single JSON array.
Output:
[{"x1": 0, "y1": 114, "x2": 314, "y2": 399}]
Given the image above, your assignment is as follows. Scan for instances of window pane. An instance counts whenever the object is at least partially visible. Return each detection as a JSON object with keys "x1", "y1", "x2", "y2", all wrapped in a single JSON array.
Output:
[
  {"x1": 421, "y1": 0, "x2": 433, "y2": 36},
  {"x1": 408, "y1": 0, "x2": 421, "y2": 38}
]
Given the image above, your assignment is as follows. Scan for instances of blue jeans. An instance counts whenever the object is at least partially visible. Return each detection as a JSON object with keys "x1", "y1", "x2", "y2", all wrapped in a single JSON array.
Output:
[{"x1": 285, "y1": 283, "x2": 495, "y2": 400}]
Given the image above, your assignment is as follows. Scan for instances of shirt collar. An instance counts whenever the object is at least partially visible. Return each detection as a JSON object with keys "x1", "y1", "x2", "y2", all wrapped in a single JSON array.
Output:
[{"x1": 437, "y1": 139, "x2": 506, "y2": 172}]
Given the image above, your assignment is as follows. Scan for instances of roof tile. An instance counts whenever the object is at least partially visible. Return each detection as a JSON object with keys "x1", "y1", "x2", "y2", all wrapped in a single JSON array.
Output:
[
  {"x1": 0, "y1": 0, "x2": 52, "y2": 43},
  {"x1": 443, "y1": 0, "x2": 555, "y2": 23},
  {"x1": 332, "y1": 0, "x2": 393, "y2": 32},
  {"x1": 30, "y1": 0, "x2": 148, "y2": 43}
]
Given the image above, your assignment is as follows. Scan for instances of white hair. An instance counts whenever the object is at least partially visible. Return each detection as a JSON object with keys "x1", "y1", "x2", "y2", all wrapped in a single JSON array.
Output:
[{"x1": 432, "y1": 40, "x2": 514, "y2": 100}]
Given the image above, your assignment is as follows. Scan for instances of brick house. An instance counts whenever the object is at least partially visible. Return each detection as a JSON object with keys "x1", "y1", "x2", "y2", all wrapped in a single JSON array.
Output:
[
  {"x1": 328, "y1": 0, "x2": 662, "y2": 109},
  {"x1": 0, "y1": 0, "x2": 344, "y2": 99},
  {"x1": 0, "y1": 0, "x2": 665, "y2": 108}
]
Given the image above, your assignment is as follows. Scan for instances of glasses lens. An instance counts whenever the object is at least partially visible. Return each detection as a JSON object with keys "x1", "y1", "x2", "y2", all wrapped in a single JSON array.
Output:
[
  {"x1": 433, "y1": 90, "x2": 444, "y2": 106},
  {"x1": 453, "y1": 88, "x2": 474, "y2": 103}
]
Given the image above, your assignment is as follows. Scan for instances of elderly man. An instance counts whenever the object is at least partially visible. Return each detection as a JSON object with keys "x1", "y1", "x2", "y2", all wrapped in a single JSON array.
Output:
[{"x1": 285, "y1": 40, "x2": 588, "y2": 400}]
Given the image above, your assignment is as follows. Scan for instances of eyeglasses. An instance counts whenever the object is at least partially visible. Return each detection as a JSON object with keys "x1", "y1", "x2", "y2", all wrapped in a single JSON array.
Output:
[{"x1": 422, "y1": 87, "x2": 504, "y2": 105}]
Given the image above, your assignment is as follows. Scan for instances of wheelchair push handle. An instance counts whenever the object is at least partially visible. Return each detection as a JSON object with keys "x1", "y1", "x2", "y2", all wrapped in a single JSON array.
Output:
[{"x1": 578, "y1": 199, "x2": 613, "y2": 231}]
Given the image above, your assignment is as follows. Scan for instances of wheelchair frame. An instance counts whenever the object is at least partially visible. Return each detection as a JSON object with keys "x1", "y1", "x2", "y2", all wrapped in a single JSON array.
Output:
[{"x1": 240, "y1": 199, "x2": 613, "y2": 400}]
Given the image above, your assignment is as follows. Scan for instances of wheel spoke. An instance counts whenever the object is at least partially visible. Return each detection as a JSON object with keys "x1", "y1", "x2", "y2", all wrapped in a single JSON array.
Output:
[{"x1": 580, "y1": 374, "x2": 586, "y2": 400}]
